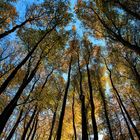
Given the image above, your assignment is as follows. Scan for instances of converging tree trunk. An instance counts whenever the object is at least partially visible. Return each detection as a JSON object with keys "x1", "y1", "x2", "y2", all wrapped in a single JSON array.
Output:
[
  {"x1": 72, "y1": 90, "x2": 77, "y2": 140},
  {"x1": 0, "y1": 57, "x2": 41, "y2": 135},
  {"x1": 21, "y1": 105, "x2": 37, "y2": 140},
  {"x1": 78, "y1": 56, "x2": 88, "y2": 140},
  {"x1": 6, "y1": 108, "x2": 23, "y2": 140},
  {"x1": 86, "y1": 62, "x2": 98, "y2": 140},
  {"x1": 56, "y1": 57, "x2": 72, "y2": 140},
  {"x1": 0, "y1": 24, "x2": 57, "y2": 95},
  {"x1": 104, "y1": 59, "x2": 140, "y2": 138}
]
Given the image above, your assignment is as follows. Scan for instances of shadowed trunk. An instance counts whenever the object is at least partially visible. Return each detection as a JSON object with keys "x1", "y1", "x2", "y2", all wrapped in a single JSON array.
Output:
[
  {"x1": 78, "y1": 56, "x2": 88, "y2": 140},
  {"x1": 0, "y1": 57, "x2": 41, "y2": 135},
  {"x1": 6, "y1": 108, "x2": 23, "y2": 140},
  {"x1": 104, "y1": 59, "x2": 140, "y2": 138},
  {"x1": 0, "y1": 24, "x2": 57, "y2": 95},
  {"x1": 21, "y1": 105, "x2": 37, "y2": 140},
  {"x1": 72, "y1": 91, "x2": 77, "y2": 140},
  {"x1": 48, "y1": 106, "x2": 58, "y2": 140},
  {"x1": 86, "y1": 62, "x2": 98, "y2": 140},
  {"x1": 30, "y1": 115, "x2": 39, "y2": 140},
  {"x1": 56, "y1": 57, "x2": 72, "y2": 140},
  {"x1": 98, "y1": 85, "x2": 114, "y2": 140}
]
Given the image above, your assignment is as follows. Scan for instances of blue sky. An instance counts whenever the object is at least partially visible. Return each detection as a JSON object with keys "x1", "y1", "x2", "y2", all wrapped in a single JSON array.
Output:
[{"x1": 14, "y1": 0, "x2": 105, "y2": 46}]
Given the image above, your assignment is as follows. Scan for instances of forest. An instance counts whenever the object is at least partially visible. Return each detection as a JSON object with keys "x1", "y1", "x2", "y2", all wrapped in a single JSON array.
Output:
[{"x1": 0, "y1": 0, "x2": 140, "y2": 140}]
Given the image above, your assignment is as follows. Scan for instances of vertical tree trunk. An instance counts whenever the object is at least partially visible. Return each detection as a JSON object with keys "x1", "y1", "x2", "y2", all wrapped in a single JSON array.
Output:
[
  {"x1": 56, "y1": 57, "x2": 72, "y2": 140},
  {"x1": 98, "y1": 85, "x2": 114, "y2": 140},
  {"x1": 0, "y1": 58, "x2": 40, "y2": 135},
  {"x1": 21, "y1": 105, "x2": 37, "y2": 140},
  {"x1": 30, "y1": 116, "x2": 39, "y2": 140},
  {"x1": 106, "y1": 63, "x2": 140, "y2": 138},
  {"x1": 86, "y1": 63, "x2": 98, "y2": 140},
  {"x1": 78, "y1": 56, "x2": 88, "y2": 140},
  {"x1": 72, "y1": 91, "x2": 77, "y2": 140},
  {"x1": 118, "y1": 100, "x2": 134, "y2": 140},
  {"x1": 6, "y1": 108, "x2": 23, "y2": 140},
  {"x1": 26, "y1": 113, "x2": 37, "y2": 140},
  {"x1": 48, "y1": 106, "x2": 58, "y2": 140}
]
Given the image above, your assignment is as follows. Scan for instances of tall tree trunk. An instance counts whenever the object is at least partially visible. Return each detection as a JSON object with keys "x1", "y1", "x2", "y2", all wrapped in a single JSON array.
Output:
[
  {"x1": 118, "y1": 100, "x2": 134, "y2": 140},
  {"x1": 56, "y1": 57, "x2": 72, "y2": 140},
  {"x1": 48, "y1": 106, "x2": 58, "y2": 140},
  {"x1": 105, "y1": 62, "x2": 140, "y2": 138},
  {"x1": 72, "y1": 91, "x2": 77, "y2": 140},
  {"x1": 0, "y1": 57, "x2": 40, "y2": 135},
  {"x1": 26, "y1": 111, "x2": 38, "y2": 140},
  {"x1": 30, "y1": 116, "x2": 39, "y2": 140},
  {"x1": 6, "y1": 108, "x2": 23, "y2": 140},
  {"x1": 78, "y1": 56, "x2": 88, "y2": 140},
  {"x1": 0, "y1": 24, "x2": 57, "y2": 95},
  {"x1": 98, "y1": 85, "x2": 114, "y2": 140},
  {"x1": 21, "y1": 105, "x2": 37, "y2": 140},
  {"x1": 86, "y1": 63, "x2": 98, "y2": 140}
]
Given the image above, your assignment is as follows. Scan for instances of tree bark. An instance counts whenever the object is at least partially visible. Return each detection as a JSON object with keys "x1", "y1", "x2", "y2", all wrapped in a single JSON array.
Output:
[
  {"x1": 6, "y1": 108, "x2": 23, "y2": 140},
  {"x1": 21, "y1": 105, "x2": 37, "y2": 140},
  {"x1": 86, "y1": 62, "x2": 98, "y2": 140},
  {"x1": 30, "y1": 116, "x2": 38, "y2": 140},
  {"x1": 0, "y1": 57, "x2": 41, "y2": 135},
  {"x1": 0, "y1": 24, "x2": 57, "y2": 95},
  {"x1": 104, "y1": 59, "x2": 140, "y2": 138},
  {"x1": 56, "y1": 57, "x2": 72, "y2": 140},
  {"x1": 98, "y1": 85, "x2": 114, "y2": 140},
  {"x1": 78, "y1": 56, "x2": 88, "y2": 140},
  {"x1": 72, "y1": 91, "x2": 77, "y2": 140},
  {"x1": 48, "y1": 106, "x2": 58, "y2": 140}
]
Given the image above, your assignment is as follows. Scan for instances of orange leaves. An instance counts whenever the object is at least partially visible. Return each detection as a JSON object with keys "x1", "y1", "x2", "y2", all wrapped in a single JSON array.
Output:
[
  {"x1": 72, "y1": 25, "x2": 76, "y2": 31},
  {"x1": 5, "y1": 18, "x2": 11, "y2": 23}
]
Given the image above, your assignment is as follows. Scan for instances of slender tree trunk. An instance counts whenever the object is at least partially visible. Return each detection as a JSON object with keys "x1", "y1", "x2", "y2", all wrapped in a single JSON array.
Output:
[
  {"x1": 0, "y1": 24, "x2": 57, "y2": 95},
  {"x1": 30, "y1": 116, "x2": 39, "y2": 140},
  {"x1": 111, "y1": 92, "x2": 134, "y2": 140},
  {"x1": 107, "y1": 67, "x2": 140, "y2": 138},
  {"x1": 6, "y1": 108, "x2": 23, "y2": 140},
  {"x1": 86, "y1": 63, "x2": 98, "y2": 140},
  {"x1": 72, "y1": 91, "x2": 77, "y2": 140},
  {"x1": 0, "y1": 18, "x2": 33, "y2": 39},
  {"x1": 118, "y1": 100, "x2": 134, "y2": 140},
  {"x1": 98, "y1": 86, "x2": 114, "y2": 140},
  {"x1": 21, "y1": 105, "x2": 37, "y2": 140},
  {"x1": 48, "y1": 106, "x2": 58, "y2": 140},
  {"x1": 26, "y1": 112, "x2": 38, "y2": 140},
  {"x1": 103, "y1": 58, "x2": 140, "y2": 138},
  {"x1": 56, "y1": 57, "x2": 72, "y2": 140},
  {"x1": 78, "y1": 57, "x2": 88, "y2": 140},
  {"x1": 0, "y1": 58, "x2": 40, "y2": 135}
]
